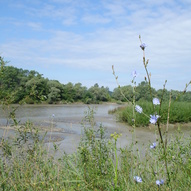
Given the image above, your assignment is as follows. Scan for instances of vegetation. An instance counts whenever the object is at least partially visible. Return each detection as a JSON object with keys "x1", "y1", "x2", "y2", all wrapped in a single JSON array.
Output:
[
  {"x1": 110, "y1": 101, "x2": 191, "y2": 126},
  {"x1": 112, "y1": 81, "x2": 191, "y2": 102},
  {"x1": 1, "y1": 107, "x2": 191, "y2": 190},
  {"x1": 0, "y1": 56, "x2": 191, "y2": 105},
  {"x1": 0, "y1": 57, "x2": 111, "y2": 104},
  {"x1": 1, "y1": 35, "x2": 191, "y2": 191}
]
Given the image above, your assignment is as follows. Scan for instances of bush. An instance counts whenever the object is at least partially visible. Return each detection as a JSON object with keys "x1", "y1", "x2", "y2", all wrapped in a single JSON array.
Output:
[{"x1": 112, "y1": 101, "x2": 191, "y2": 126}]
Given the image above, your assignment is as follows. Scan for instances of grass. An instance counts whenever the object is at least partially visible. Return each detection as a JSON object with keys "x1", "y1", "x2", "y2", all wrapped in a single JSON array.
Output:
[
  {"x1": 110, "y1": 101, "x2": 191, "y2": 127},
  {"x1": 0, "y1": 107, "x2": 191, "y2": 190}
]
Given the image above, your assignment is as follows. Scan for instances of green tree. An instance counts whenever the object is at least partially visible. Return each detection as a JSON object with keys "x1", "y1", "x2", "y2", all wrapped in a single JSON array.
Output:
[
  {"x1": 88, "y1": 84, "x2": 111, "y2": 103},
  {"x1": 73, "y1": 83, "x2": 87, "y2": 101},
  {"x1": 112, "y1": 85, "x2": 133, "y2": 102},
  {"x1": 136, "y1": 81, "x2": 156, "y2": 101},
  {"x1": 156, "y1": 89, "x2": 169, "y2": 101},
  {"x1": 25, "y1": 76, "x2": 48, "y2": 103},
  {"x1": 62, "y1": 82, "x2": 75, "y2": 102},
  {"x1": 47, "y1": 80, "x2": 63, "y2": 103}
]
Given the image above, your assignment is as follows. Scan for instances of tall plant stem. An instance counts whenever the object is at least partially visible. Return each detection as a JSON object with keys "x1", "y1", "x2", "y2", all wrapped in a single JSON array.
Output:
[
  {"x1": 142, "y1": 54, "x2": 154, "y2": 111},
  {"x1": 163, "y1": 92, "x2": 172, "y2": 190},
  {"x1": 114, "y1": 139, "x2": 118, "y2": 189},
  {"x1": 112, "y1": 65, "x2": 131, "y2": 103},
  {"x1": 165, "y1": 91, "x2": 171, "y2": 148}
]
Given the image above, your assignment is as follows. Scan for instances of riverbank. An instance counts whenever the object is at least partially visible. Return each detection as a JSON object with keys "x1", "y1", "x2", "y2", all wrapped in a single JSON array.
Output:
[{"x1": 0, "y1": 101, "x2": 125, "y2": 107}]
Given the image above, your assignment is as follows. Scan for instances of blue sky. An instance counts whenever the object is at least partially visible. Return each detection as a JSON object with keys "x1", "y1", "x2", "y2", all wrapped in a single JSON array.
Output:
[{"x1": 0, "y1": 0, "x2": 191, "y2": 91}]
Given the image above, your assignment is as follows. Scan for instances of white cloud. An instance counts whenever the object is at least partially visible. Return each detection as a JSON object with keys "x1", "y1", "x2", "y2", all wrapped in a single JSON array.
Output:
[
  {"x1": 27, "y1": 22, "x2": 42, "y2": 30},
  {"x1": 81, "y1": 14, "x2": 111, "y2": 24},
  {"x1": 1, "y1": 0, "x2": 191, "y2": 90}
]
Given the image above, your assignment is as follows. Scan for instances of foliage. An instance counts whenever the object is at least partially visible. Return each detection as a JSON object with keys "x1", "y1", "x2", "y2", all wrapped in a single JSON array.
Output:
[
  {"x1": 113, "y1": 101, "x2": 191, "y2": 126},
  {"x1": 77, "y1": 108, "x2": 115, "y2": 189},
  {"x1": 112, "y1": 81, "x2": 191, "y2": 102},
  {"x1": 1, "y1": 57, "x2": 191, "y2": 104},
  {"x1": 0, "y1": 60, "x2": 111, "y2": 104},
  {"x1": 1, "y1": 108, "x2": 191, "y2": 190}
]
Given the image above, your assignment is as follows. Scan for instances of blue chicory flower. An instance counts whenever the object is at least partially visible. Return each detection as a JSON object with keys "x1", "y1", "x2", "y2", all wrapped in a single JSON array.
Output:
[
  {"x1": 150, "y1": 142, "x2": 156, "y2": 149},
  {"x1": 52, "y1": 114, "x2": 55, "y2": 118},
  {"x1": 149, "y1": 115, "x2": 159, "y2": 124},
  {"x1": 153, "y1": 98, "x2": 160, "y2": 105},
  {"x1": 156, "y1": 180, "x2": 161, "y2": 186},
  {"x1": 156, "y1": 179, "x2": 164, "y2": 186},
  {"x1": 135, "y1": 105, "x2": 143, "y2": 114},
  {"x1": 160, "y1": 179, "x2": 164, "y2": 185},
  {"x1": 132, "y1": 70, "x2": 138, "y2": 78},
  {"x1": 134, "y1": 176, "x2": 142, "y2": 183},
  {"x1": 140, "y1": 43, "x2": 146, "y2": 50}
]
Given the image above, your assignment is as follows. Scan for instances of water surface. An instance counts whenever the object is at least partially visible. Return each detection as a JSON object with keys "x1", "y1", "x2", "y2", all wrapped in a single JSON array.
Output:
[{"x1": 0, "y1": 104, "x2": 190, "y2": 155}]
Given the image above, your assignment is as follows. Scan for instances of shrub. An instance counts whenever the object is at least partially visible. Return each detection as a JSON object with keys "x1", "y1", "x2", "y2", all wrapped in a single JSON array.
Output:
[{"x1": 112, "y1": 101, "x2": 191, "y2": 126}]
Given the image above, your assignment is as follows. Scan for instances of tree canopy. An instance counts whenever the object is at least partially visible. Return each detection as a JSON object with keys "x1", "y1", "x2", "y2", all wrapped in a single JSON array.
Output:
[{"x1": 0, "y1": 57, "x2": 190, "y2": 104}]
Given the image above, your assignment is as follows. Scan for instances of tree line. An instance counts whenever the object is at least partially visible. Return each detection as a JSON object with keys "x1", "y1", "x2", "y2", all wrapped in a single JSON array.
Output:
[
  {"x1": 0, "y1": 58, "x2": 111, "y2": 104},
  {"x1": 0, "y1": 57, "x2": 191, "y2": 104},
  {"x1": 112, "y1": 81, "x2": 191, "y2": 102}
]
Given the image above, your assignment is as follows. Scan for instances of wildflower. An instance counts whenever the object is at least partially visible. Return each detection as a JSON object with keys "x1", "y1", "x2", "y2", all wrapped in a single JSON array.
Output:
[
  {"x1": 135, "y1": 105, "x2": 143, "y2": 114},
  {"x1": 134, "y1": 176, "x2": 142, "y2": 183},
  {"x1": 153, "y1": 98, "x2": 160, "y2": 105},
  {"x1": 52, "y1": 114, "x2": 55, "y2": 118},
  {"x1": 149, "y1": 115, "x2": 159, "y2": 124},
  {"x1": 140, "y1": 43, "x2": 146, "y2": 50},
  {"x1": 150, "y1": 142, "x2": 156, "y2": 149},
  {"x1": 131, "y1": 70, "x2": 138, "y2": 78},
  {"x1": 160, "y1": 179, "x2": 164, "y2": 185},
  {"x1": 156, "y1": 179, "x2": 164, "y2": 186},
  {"x1": 156, "y1": 180, "x2": 161, "y2": 186}
]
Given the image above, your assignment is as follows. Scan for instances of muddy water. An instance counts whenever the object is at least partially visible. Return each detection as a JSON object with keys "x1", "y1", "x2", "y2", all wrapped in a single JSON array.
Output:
[{"x1": 0, "y1": 104, "x2": 191, "y2": 155}]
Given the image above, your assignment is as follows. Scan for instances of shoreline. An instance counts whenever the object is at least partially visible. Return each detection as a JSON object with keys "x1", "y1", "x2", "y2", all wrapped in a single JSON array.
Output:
[
  {"x1": 0, "y1": 125, "x2": 66, "y2": 143},
  {"x1": 0, "y1": 101, "x2": 127, "y2": 107},
  {"x1": 0, "y1": 125, "x2": 65, "y2": 133}
]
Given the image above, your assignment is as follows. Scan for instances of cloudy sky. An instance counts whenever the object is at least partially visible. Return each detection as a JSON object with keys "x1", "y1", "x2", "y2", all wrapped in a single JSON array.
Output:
[{"x1": 0, "y1": 0, "x2": 191, "y2": 91}]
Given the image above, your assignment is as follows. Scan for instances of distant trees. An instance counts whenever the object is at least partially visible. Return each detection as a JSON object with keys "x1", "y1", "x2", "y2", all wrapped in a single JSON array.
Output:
[
  {"x1": 25, "y1": 76, "x2": 48, "y2": 103},
  {"x1": 112, "y1": 85, "x2": 133, "y2": 102},
  {"x1": 88, "y1": 84, "x2": 111, "y2": 103},
  {"x1": 112, "y1": 81, "x2": 191, "y2": 102},
  {"x1": 0, "y1": 59, "x2": 112, "y2": 104},
  {"x1": 0, "y1": 57, "x2": 191, "y2": 104},
  {"x1": 47, "y1": 80, "x2": 63, "y2": 103}
]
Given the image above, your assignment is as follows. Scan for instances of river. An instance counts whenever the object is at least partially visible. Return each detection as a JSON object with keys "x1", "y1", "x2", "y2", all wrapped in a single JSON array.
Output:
[{"x1": 0, "y1": 103, "x2": 191, "y2": 155}]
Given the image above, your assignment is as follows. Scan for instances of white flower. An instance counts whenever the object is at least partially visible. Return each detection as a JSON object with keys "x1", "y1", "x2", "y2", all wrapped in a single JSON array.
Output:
[
  {"x1": 153, "y1": 98, "x2": 160, "y2": 105},
  {"x1": 134, "y1": 176, "x2": 142, "y2": 183},
  {"x1": 135, "y1": 105, "x2": 143, "y2": 114}
]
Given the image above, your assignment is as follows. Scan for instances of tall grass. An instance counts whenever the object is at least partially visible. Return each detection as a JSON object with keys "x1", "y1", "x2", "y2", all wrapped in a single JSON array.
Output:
[
  {"x1": 112, "y1": 101, "x2": 191, "y2": 126},
  {"x1": 1, "y1": 108, "x2": 191, "y2": 190}
]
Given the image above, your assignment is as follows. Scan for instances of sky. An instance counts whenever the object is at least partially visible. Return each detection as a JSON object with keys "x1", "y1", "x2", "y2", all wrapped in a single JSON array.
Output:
[{"x1": 0, "y1": 0, "x2": 191, "y2": 91}]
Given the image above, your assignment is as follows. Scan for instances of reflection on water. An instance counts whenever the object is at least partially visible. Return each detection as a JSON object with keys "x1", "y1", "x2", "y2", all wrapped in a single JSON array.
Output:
[{"x1": 0, "y1": 104, "x2": 191, "y2": 154}]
